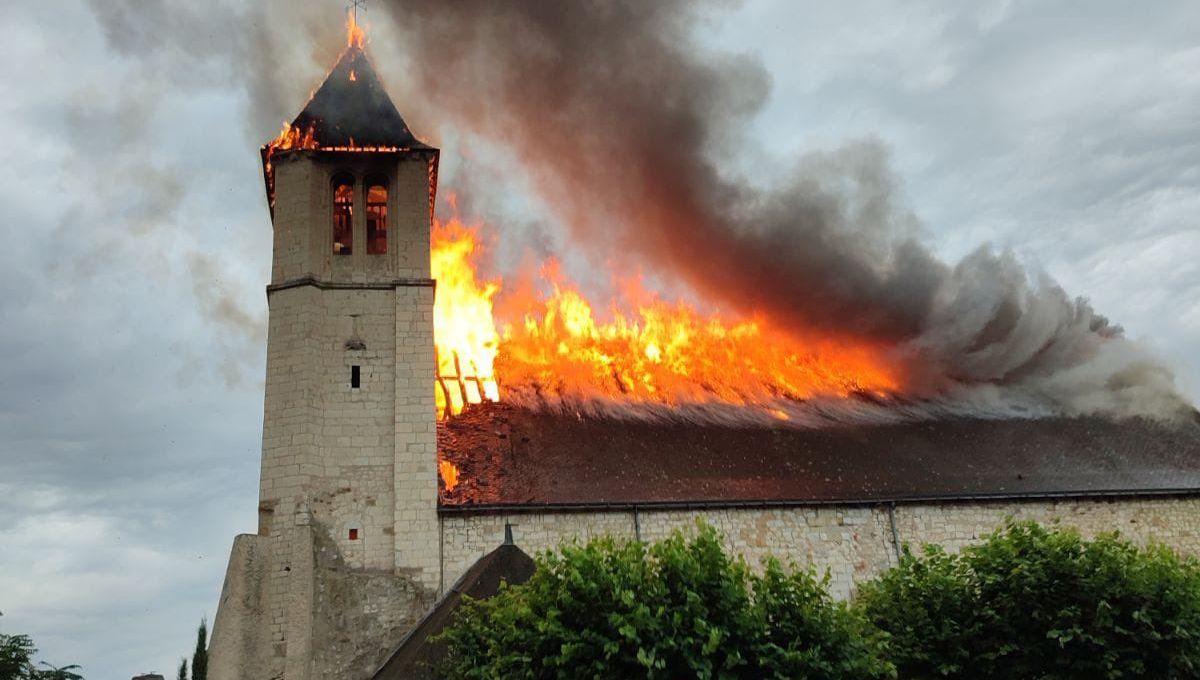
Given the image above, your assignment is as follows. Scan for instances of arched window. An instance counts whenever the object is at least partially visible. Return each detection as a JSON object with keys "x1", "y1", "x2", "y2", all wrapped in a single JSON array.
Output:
[
  {"x1": 366, "y1": 179, "x2": 388, "y2": 255},
  {"x1": 332, "y1": 176, "x2": 354, "y2": 255}
]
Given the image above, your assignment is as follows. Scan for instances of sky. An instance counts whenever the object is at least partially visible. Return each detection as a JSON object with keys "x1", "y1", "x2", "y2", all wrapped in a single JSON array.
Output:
[{"x1": 0, "y1": 1, "x2": 1197, "y2": 677}]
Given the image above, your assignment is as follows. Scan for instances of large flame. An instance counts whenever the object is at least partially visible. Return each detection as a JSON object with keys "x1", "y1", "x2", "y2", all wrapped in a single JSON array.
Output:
[
  {"x1": 347, "y1": 9, "x2": 366, "y2": 50},
  {"x1": 431, "y1": 206, "x2": 902, "y2": 420}
]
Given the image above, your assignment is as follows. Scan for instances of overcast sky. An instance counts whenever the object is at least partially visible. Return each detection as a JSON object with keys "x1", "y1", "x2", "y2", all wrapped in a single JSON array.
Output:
[{"x1": 1, "y1": 1, "x2": 1198, "y2": 677}]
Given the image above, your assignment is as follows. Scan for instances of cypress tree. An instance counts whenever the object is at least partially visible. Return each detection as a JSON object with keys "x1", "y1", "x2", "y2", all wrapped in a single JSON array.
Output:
[
  {"x1": 191, "y1": 618, "x2": 208, "y2": 680},
  {"x1": 177, "y1": 657, "x2": 188, "y2": 680}
]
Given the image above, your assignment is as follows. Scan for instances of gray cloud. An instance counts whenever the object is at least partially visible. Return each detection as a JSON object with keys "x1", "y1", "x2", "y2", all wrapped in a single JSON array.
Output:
[{"x1": 0, "y1": 2, "x2": 1197, "y2": 678}]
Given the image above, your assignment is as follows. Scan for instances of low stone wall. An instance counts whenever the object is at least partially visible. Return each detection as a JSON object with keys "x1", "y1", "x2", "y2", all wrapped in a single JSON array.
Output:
[{"x1": 439, "y1": 496, "x2": 1200, "y2": 599}]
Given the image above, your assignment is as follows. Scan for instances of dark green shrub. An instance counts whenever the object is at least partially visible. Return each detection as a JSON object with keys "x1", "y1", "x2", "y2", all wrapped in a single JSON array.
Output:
[
  {"x1": 439, "y1": 522, "x2": 893, "y2": 679},
  {"x1": 856, "y1": 520, "x2": 1200, "y2": 679}
]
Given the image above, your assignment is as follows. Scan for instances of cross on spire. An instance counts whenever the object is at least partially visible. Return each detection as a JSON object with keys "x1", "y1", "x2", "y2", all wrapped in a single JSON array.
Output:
[{"x1": 350, "y1": 0, "x2": 367, "y2": 22}]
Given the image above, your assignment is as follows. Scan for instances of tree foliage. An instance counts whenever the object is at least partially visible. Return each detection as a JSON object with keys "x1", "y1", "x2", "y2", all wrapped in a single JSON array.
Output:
[
  {"x1": 438, "y1": 522, "x2": 893, "y2": 679},
  {"x1": 30, "y1": 664, "x2": 82, "y2": 680},
  {"x1": 191, "y1": 619, "x2": 207, "y2": 680},
  {"x1": 856, "y1": 520, "x2": 1200, "y2": 679},
  {"x1": 0, "y1": 633, "x2": 37, "y2": 680},
  {"x1": 0, "y1": 629, "x2": 82, "y2": 680}
]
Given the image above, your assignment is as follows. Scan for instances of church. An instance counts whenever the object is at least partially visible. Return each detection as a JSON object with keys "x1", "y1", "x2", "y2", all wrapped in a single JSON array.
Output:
[{"x1": 207, "y1": 29, "x2": 1200, "y2": 680}]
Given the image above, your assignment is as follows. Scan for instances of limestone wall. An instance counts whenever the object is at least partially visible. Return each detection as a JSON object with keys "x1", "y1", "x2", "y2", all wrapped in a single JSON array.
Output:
[
  {"x1": 439, "y1": 496, "x2": 1200, "y2": 599},
  {"x1": 214, "y1": 149, "x2": 440, "y2": 680},
  {"x1": 269, "y1": 152, "x2": 432, "y2": 285},
  {"x1": 393, "y1": 285, "x2": 440, "y2": 591}
]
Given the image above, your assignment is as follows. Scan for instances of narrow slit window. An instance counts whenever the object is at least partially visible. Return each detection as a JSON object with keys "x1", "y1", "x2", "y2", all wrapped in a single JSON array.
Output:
[
  {"x1": 366, "y1": 181, "x2": 388, "y2": 254},
  {"x1": 351, "y1": 365, "x2": 361, "y2": 389},
  {"x1": 332, "y1": 178, "x2": 353, "y2": 255}
]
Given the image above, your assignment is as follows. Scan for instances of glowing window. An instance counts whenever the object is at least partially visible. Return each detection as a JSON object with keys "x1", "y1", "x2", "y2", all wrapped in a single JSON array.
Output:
[
  {"x1": 332, "y1": 178, "x2": 353, "y2": 255},
  {"x1": 366, "y1": 181, "x2": 388, "y2": 255},
  {"x1": 348, "y1": 528, "x2": 359, "y2": 540}
]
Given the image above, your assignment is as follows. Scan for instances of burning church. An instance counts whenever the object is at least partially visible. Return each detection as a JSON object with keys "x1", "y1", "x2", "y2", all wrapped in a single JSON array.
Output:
[{"x1": 207, "y1": 12, "x2": 1200, "y2": 680}]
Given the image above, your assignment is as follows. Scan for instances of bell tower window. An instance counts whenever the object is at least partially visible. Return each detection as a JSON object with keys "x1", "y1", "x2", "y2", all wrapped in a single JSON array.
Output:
[
  {"x1": 366, "y1": 180, "x2": 388, "y2": 255},
  {"x1": 332, "y1": 176, "x2": 354, "y2": 255}
]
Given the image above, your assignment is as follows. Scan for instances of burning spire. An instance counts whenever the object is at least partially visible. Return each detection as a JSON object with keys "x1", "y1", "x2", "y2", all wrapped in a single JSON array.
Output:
[
  {"x1": 260, "y1": 7, "x2": 430, "y2": 208},
  {"x1": 347, "y1": 1, "x2": 367, "y2": 49}
]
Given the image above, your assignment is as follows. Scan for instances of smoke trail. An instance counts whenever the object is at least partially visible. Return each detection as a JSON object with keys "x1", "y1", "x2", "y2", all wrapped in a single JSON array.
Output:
[
  {"x1": 375, "y1": 0, "x2": 1186, "y2": 419},
  {"x1": 81, "y1": 0, "x2": 1188, "y2": 419}
]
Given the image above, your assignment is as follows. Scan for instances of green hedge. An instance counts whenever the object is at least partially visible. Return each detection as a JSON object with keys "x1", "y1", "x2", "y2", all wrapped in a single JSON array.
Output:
[
  {"x1": 438, "y1": 523, "x2": 892, "y2": 679},
  {"x1": 857, "y1": 520, "x2": 1200, "y2": 679},
  {"x1": 438, "y1": 520, "x2": 1200, "y2": 679}
]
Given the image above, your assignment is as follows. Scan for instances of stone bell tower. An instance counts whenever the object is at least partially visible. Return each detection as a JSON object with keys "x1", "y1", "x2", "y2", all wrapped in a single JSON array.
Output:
[{"x1": 208, "y1": 36, "x2": 441, "y2": 680}]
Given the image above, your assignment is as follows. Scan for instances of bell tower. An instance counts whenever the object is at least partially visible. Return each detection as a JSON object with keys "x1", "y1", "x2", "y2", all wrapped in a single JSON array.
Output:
[{"x1": 209, "y1": 31, "x2": 441, "y2": 680}]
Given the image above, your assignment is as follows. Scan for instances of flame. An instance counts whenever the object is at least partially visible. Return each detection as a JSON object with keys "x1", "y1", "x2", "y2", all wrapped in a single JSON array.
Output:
[
  {"x1": 433, "y1": 207, "x2": 502, "y2": 416},
  {"x1": 347, "y1": 10, "x2": 366, "y2": 49},
  {"x1": 430, "y1": 205, "x2": 902, "y2": 420},
  {"x1": 261, "y1": 16, "x2": 414, "y2": 210},
  {"x1": 439, "y1": 459, "x2": 460, "y2": 490}
]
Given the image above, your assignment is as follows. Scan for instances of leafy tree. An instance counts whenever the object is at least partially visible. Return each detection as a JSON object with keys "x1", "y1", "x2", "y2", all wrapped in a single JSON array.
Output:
[
  {"x1": 0, "y1": 633, "x2": 36, "y2": 680},
  {"x1": 191, "y1": 619, "x2": 207, "y2": 680},
  {"x1": 0, "y1": 623, "x2": 83, "y2": 680},
  {"x1": 31, "y1": 663, "x2": 82, "y2": 680},
  {"x1": 438, "y1": 522, "x2": 893, "y2": 679},
  {"x1": 856, "y1": 520, "x2": 1200, "y2": 679}
]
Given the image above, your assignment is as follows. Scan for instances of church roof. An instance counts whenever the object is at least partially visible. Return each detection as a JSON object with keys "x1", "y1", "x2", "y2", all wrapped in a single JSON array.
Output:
[
  {"x1": 290, "y1": 45, "x2": 429, "y2": 149},
  {"x1": 372, "y1": 541, "x2": 536, "y2": 680},
  {"x1": 437, "y1": 403, "x2": 1200, "y2": 510}
]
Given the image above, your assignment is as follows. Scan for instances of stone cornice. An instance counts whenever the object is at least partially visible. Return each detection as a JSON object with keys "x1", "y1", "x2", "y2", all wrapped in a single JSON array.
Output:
[{"x1": 266, "y1": 275, "x2": 436, "y2": 295}]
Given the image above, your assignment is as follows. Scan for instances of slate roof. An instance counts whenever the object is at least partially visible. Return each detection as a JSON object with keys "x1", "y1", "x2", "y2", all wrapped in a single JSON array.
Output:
[
  {"x1": 437, "y1": 402, "x2": 1200, "y2": 509},
  {"x1": 290, "y1": 45, "x2": 429, "y2": 149},
  {"x1": 372, "y1": 540, "x2": 536, "y2": 680}
]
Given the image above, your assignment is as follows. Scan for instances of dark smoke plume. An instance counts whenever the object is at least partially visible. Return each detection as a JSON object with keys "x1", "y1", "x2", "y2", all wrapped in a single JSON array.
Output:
[
  {"x1": 81, "y1": 0, "x2": 1186, "y2": 420},
  {"x1": 375, "y1": 0, "x2": 1185, "y2": 419}
]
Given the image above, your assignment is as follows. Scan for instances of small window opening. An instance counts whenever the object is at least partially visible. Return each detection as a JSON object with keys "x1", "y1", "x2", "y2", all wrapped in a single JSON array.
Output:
[
  {"x1": 351, "y1": 365, "x2": 361, "y2": 389},
  {"x1": 348, "y1": 528, "x2": 359, "y2": 540},
  {"x1": 366, "y1": 182, "x2": 388, "y2": 255},
  {"x1": 332, "y1": 179, "x2": 353, "y2": 255}
]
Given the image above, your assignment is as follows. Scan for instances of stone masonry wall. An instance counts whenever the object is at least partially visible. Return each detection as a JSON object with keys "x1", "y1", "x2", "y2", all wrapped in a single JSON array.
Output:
[
  {"x1": 440, "y1": 497, "x2": 1200, "y2": 599},
  {"x1": 393, "y1": 284, "x2": 439, "y2": 591},
  {"x1": 211, "y1": 150, "x2": 440, "y2": 680},
  {"x1": 310, "y1": 522, "x2": 434, "y2": 680}
]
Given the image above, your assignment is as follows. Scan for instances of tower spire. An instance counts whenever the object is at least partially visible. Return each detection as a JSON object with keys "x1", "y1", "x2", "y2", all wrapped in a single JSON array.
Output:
[{"x1": 350, "y1": 0, "x2": 366, "y2": 23}]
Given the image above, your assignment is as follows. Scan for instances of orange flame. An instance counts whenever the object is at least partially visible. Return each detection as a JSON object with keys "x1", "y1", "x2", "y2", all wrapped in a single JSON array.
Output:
[
  {"x1": 439, "y1": 459, "x2": 460, "y2": 490},
  {"x1": 433, "y1": 209, "x2": 502, "y2": 417},
  {"x1": 430, "y1": 205, "x2": 902, "y2": 420},
  {"x1": 347, "y1": 9, "x2": 366, "y2": 49}
]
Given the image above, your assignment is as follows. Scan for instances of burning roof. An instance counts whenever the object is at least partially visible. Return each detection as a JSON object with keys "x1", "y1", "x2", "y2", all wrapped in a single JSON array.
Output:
[
  {"x1": 287, "y1": 44, "x2": 426, "y2": 150},
  {"x1": 260, "y1": 13, "x2": 435, "y2": 210},
  {"x1": 437, "y1": 402, "x2": 1200, "y2": 509}
]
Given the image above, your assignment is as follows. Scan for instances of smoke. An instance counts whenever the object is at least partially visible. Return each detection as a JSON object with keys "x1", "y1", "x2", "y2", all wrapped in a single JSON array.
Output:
[
  {"x1": 79, "y1": 0, "x2": 1189, "y2": 420},
  {"x1": 75, "y1": 0, "x2": 338, "y2": 385},
  {"x1": 370, "y1": 0, "x2": 1187, "y2": 420}
]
